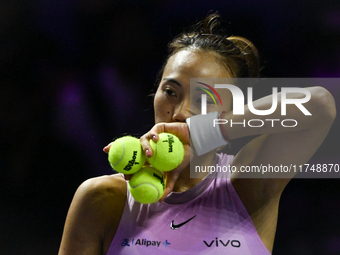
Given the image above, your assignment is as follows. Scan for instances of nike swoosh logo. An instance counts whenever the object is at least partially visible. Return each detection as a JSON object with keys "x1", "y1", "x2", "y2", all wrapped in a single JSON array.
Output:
[{"x1": 170, "y1": 215, "x2": 196, "y2": 230}]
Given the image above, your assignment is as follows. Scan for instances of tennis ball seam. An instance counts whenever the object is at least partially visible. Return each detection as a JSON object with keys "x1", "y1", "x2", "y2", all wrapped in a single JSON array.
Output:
[
  {"x1": 129, "y1": 183, "x2": 160, "y2": 200},
  {"x1": 111, "y1": 139, "x2": 125, "y2": 166}
]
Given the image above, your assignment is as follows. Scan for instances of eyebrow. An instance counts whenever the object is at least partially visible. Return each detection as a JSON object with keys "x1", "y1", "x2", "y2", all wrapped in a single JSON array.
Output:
[{"x1": 163, "y1": 78, "x2": 182, "y2": 87}]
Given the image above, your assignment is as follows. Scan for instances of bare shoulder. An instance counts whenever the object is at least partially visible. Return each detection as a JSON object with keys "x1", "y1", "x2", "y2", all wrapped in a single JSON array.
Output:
[
  {"x1": 78, "y1": 173, "x2": 127, "y2": 203},
  {"x1": 59, "y1": 174, "x2": 127, "y2": 255},
  {"x1": 75, "y1": 174, "x2": 127, "y2": 223}
]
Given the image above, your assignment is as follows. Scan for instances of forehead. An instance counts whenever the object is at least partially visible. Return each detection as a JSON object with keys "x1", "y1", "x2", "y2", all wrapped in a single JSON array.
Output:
[
  {"x1": 161, "y1": 50, "x2": 233, "y2": 107},
  {"x1": 162, "y1": 50, "x2": 230, "y2": 81}
]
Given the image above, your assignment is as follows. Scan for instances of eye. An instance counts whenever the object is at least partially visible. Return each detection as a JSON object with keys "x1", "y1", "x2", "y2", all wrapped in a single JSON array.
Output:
[
  {"x1": 165, "y1": 88, "x2": 177, "y2": 97},
  {"x1": 195, "y1": 98, "x2": 214, "y2": 104}
]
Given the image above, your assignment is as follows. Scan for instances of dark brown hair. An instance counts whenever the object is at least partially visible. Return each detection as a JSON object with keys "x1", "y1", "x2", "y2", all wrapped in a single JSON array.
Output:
[{"x1": 154, "y1": 13, "x2": 261, "y2": 91}]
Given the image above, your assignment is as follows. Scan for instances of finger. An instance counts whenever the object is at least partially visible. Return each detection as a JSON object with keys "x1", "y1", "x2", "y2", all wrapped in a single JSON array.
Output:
[
  {"x1": 103, "y1": 142, "x2": 113, "y2": 153},
  {"x1": 159, "y1": 170, "x2": 180, "y2": 202},
  {"x1": 118, "y1": 173, "x2": 132, "y2": 181},
  {"x1": 124, "y1": 174, "x2": 132, "y2": 181},
  {"x1": 157, "y1": 122, "x2": 190, "y2": 144},
  {"x1": 140, "y1": 132, "x2": 158, "y2": 158}
]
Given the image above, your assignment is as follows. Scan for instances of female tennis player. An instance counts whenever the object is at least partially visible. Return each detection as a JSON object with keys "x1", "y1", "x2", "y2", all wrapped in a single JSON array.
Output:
[{"x1": 58, "y1": 13, "x2": 336, "y2": 254}]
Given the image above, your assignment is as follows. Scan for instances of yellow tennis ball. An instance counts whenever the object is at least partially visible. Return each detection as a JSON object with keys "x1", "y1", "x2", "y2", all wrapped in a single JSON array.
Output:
[
  {"x1": 149, "y1": 133, "x2": 184, "y2": 171},
  {"x1": 128, "y1": 167, "x2": 166, "y2": 204},
  {"x1": 108, "y1": 136, "x2": 146, "y2": 174}
]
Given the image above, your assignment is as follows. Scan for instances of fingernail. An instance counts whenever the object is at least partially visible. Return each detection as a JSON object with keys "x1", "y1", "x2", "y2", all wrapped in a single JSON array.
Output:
[
  {"x1": 152, "y1": 135, "x2": 157, "y2": 141},
  {"x1": 145, "y1": 149, "x2": 152, "y2": 158},
  {"x1": 103, "y1": 145, "x2": 109, "y2": 152}
]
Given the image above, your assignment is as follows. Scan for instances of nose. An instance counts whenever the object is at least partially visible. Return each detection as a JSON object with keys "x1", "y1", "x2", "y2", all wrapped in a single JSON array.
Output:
[{"x1": 172, "y1": 99, "x2": 191, "y2": 122}]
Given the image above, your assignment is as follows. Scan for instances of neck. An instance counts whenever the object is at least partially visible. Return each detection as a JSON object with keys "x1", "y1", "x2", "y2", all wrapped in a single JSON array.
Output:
[{"x1": 172, "y1": 151, "x2": 216, "y2": 192}]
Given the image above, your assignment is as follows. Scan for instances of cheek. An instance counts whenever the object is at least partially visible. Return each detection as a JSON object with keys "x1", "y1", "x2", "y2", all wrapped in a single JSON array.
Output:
[
  {"x1": 215, "y1": 101, "x2": 232, "y2": 113},
  {"x1": 153, "y1": 93, "x2": 172, "y2": 122},
  {"x1": 153, "y1": 92, "x2": 165, "y2": 112},
  {"x1": 216, "y1": 90, "x2": 233, "y2": 112}
]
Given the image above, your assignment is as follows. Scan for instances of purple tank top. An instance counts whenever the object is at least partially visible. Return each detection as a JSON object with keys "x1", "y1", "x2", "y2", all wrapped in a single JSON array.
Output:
[{"x1": 107, "y1": 153, "x2": 271, "y2": 254}]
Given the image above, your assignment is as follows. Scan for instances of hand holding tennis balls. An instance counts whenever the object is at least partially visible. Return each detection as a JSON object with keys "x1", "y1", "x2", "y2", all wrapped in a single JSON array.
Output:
[
  {"x1": 105, "y1": 132, "x2": 185, "y2": 203},
  {"x1": 128, "y1": 166, "x2": 166, "y2": 204},
  {"x1": 127, "y1": 132, "x2": 184, "y2": 203},
  {"x1": 108, "y1": 136, "x2": 146, "y2": 174}
]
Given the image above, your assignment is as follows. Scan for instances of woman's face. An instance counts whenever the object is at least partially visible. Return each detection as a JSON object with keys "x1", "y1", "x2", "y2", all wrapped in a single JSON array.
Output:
[{"x1": 154, "y1": 49, "x2": 233, "y2": 124}]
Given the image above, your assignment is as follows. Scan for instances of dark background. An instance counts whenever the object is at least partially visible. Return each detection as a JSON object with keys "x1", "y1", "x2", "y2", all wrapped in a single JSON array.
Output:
[{"x1": 1, "y1": 1, "x2": 340, "y2": 254}]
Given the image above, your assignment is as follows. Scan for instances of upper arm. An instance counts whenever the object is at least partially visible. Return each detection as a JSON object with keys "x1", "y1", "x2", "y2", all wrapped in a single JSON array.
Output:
[
  {"x1": 229, "y1": 87, "x2": 335, "y2": 251},
  {"x1": 232, "y1": 86, "x2": 336, "y2": 190},
  {"x1": 230, "y1": 86, "x2": 336, "y2": 215},
  {"x1": 58, "y1": 174, "x2": 127, "y2": 255}
]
